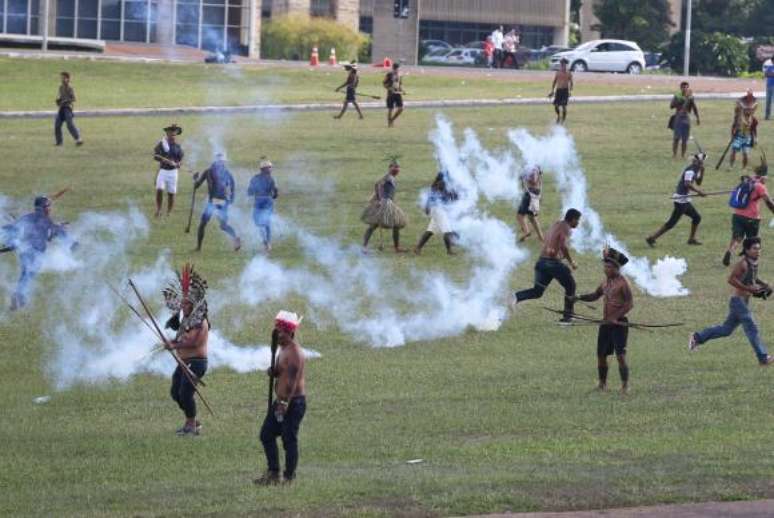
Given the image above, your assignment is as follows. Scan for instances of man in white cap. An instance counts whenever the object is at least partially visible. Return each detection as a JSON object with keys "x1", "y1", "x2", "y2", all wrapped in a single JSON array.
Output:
[
  {"x1": 153, "y1": 123, "x2": 184, "y2": 217},
  {"x1": 247, "y1": 157, "x2": 279, "y2": 252},
  {"x1": 255, "y1": 311, "x2": 307, "y2": 485}
]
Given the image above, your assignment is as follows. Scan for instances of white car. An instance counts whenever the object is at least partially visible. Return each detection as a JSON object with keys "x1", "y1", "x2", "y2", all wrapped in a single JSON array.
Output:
[
  {"x1": 440, "y1": 48, "x2": 482, "y2": 66},
  {"x1": 421, "y1": 48, "x2": 454, "y2": 64},
  {"x1": 550, "y1": 39, "x2": 646, "y2": 74}
]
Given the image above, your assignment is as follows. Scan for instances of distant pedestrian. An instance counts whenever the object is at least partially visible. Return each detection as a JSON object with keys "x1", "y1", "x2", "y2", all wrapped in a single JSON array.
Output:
[
  {"x1": 491, "y1": 26, "x2": 504, "y2": 68},
  {"x1": 548, "y1": 59, "x2": 573, "y2": 124},
  {"x1": 334, "y1": 61, "x2": 364, "y2": 120},
  {"x1": 54, "y1": 71, "x2": 83, "y2": 147},
  {"x1": 502, "y1": 30, "x2": 517, "y2": 68},
  {"x1": 153, "y1": 124, "x2": 184, "y2": 217},
  {"x1": 483, "y1": 36, "x2": 495, "y2": 69},
  {"x1": 669, "y1": 82, "x2": 699, "y2": 159},
  {"x1": 383, "y1": 63, "x2": 405, "y2": 128},
  {"x1": 765, "y1": 56, "x2": 774, "y2": 120}
]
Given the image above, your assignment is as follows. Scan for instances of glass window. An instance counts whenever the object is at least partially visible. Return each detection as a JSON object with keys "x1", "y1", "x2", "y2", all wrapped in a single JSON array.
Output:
[
  {"x1": 8, "y1": 0, "x2": 28, "y2": 15},
  {"x1": 78, "y1": 18, "x2": 97, "y2": 38},
  {"x1": 101, "y1": 0, "x2": 121, "y2": 20},
  {"x1": 29, "y1": 15, "x2": 39, "y2": 34},
  {"x1": 56, "y1": 17, "x2": 74, "y2": 36},
  {"x1": 7, "y1": 15, "x2": 27, "y2": 33},
  {"x1": 176, "y1": 4, "x2": 198, "y2": 24},
  {"x1": 101, "y1": 20, "x2": 120, "y2": 39},
  {"x1": 227, "y1": 6, "x2": 241, "y2": 26},
  {"x1": 78, "y1": 0, "x2": 99, "y2": 18},
  {"x1": 176, "y1": 24, "x2": 198, "y2": 46},
  {"x1": 124, "y1": 1, "x2": 147, "y2": 22},
  {"x1": 201, "y1": 24, "x2": 222, "y2": 50},
  {"x1": 123, "y1": 20, "x2": 146, "y2": 40},
  {"x1": 202, "y1": 5, "x2": 224, "y2": 25},
  {"x1": 54, "y1": 0, "x2": 74, "y2": 17},
  {"x1": 359, "y1": 16, "x2": 372, "y2": 34}
]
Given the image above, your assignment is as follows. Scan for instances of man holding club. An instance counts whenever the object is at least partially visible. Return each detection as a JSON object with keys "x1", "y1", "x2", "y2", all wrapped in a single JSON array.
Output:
[
  {"x1": 511, "y1": 208, "x2": 581, "y2": 324},
  {"x1": 383, "y1": 62, "x2": 404, "y2": 128},
  {"x1": 256, "y1": 311, "x2": 307, "y2": 485},
  {"x1": 193, "y1": 152, "x2": 241, "y2": 252},
  {"x1": 334, "y1": 61, "x2": 364, "y2": 120},
  {"x1": 153, "y1": 124, "x2": 184, "y2": 218},
  {"x1": 571, "y1": 247, "x2": 634, "y2": 394},
  {"x1": 646, "y1": 153, "x2": 707, "y2": 247}
]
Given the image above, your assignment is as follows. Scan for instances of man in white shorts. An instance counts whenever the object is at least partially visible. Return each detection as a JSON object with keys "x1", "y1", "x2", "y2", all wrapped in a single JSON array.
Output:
[
  {"x1": 153, "y1": 124, "x2": 184, "y2": 217},
  {"x1": 414, "y1": 171, "x2": 459, "y2": 255}
]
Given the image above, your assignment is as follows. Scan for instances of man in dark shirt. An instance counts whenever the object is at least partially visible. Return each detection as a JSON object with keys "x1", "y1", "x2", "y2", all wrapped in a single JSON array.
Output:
[
  {"x1": 54, "y1": 71, "x2": 83, "y2": 147},
  {"x1": 573, "y1": 247, "x2": 634, "y2": 393},
  {"x1": 248, "y1": 157, "x2": 279, "y2": 252},
  {"x1": 2, "y1": 196, "x2": 69, "y2": 310},
  {"x1": 194, "y1": 153, "x2": 241, "y2": 252},
  {"x1": 334, "y1": 61, "x2": 364, "y2": 120},
  {"x1": 153, "y1": 124, "x2": 184, "y2": 218},
  {"x1": 670, "y1": 82, "x2": 700, "y2": 159},
  {"x1": 511, "y1": 208, "x2": 581, "y2": 323}
]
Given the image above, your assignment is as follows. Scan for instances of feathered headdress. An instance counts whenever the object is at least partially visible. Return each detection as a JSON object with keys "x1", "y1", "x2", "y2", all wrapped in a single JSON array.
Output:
[
  {"x1": 163, "y1": 263, "x2": 208, "y2": 331},
  {"x1": 602, "y1": 246, "x2": 629, "y2": 267},
  {"x1": 385, "y1": 154, "x2": 401, "y2": 168},
  {"x1": 275, "y1": 310, "x2": 303, "y2": 334}
]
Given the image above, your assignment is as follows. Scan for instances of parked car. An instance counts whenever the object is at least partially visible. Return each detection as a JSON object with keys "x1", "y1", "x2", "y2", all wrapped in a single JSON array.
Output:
[
  {"x1": 550, "y1": 39, "x2": 646, "y2": 74},
  {"x1": 531, "y1": 45, "x2": 570, "y2": 61},
  {"x1": 420, "y1": 39, "x2": 451, "y2": 56},
  {"x1": 499, "y1": 47, "x2": 532, "y2": 69},
  {"x1": 643, "y1": 51, "x2": 663, "y2": 70},
  {"x1": 441, "y1": 48, "x2": 483, "y2": 66},
  {"x1": 420, "y1": 48, "x2": 454, "y2": 64}
]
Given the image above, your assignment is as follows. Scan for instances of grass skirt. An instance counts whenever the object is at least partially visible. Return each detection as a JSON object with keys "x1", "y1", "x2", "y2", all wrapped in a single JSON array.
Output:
[{"x1": 361, "y1": 199, "x2": 408, "y2": 229}]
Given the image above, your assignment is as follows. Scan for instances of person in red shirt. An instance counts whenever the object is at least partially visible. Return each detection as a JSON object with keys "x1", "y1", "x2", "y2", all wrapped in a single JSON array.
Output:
[
  {"x1": 723, "y1": 160, "x2": 774, "y2": 266},
  {"x1": 483, "y1": 37, "x2": 495, "y2": 69}
]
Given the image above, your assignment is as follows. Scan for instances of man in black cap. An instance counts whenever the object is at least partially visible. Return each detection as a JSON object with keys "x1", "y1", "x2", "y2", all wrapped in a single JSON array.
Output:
[
  {"x1": 572, "y1": 247, "x2": 634, "y2": 393},
  {"x1": 383, "y1": 62, "x2": 404, "y2": 128},
  {"x1": 153, "y1": 124, "x2": 184, "y2": 218},
  {"x1": 193, "y1": 153, "x2": 241, "y2": 252},
  {"x1": 690, "y1": 236, "x2": 774, "y2": 365},
  {"x1": 1, "y1": 196, "x2": 69, "y2": 310},
  {"x1": 646, "y1": 153, "x2": 707, "y2": 247},
  {"x1": 334, "y1": 61, "x2": 364, "y2": 120}
]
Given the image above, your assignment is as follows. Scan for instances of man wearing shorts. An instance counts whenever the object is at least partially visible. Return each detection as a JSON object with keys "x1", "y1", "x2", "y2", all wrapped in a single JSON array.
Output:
[
  {"x1": 153, "y1": 124, "x2": 184, "y2": 218},
  {"x1": 723, "y1": 164, "x2": 774, "y2": 266},
  {"x1": 670, "y1": 81, "x2": 700, "y2": 159},
  {"x1": 383, "y1": 63, "x2": 404, "y2": 128},
  {"x1": 548, "y1": 59, "x2": 573, "y2": 124}
]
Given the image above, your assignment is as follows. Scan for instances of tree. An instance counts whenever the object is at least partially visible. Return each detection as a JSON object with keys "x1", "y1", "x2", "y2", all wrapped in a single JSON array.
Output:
[
  {"x1": 663, "y1": 31, "x2": 749, "y2": 77},
  {"x1": 592, "y1": 0, "x2": 674, "y2": 50}
]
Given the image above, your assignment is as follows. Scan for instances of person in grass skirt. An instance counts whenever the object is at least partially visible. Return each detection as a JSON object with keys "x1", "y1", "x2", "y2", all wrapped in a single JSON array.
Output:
[{"x1": 361, "y1": 158, "x2": 409, "y2": 253}]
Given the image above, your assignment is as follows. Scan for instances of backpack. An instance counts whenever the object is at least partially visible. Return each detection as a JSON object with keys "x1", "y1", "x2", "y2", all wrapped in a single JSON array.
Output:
[{"x1": 728, "y1": 177, "x2": 755, "y2": 209}]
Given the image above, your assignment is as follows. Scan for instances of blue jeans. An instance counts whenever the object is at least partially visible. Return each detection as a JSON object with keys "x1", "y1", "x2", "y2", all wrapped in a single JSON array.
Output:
[
  {"x1": 14, "y1": 251, "x2": 42, "y2": 308},
  {"x1": 515, "y1": 257, "x2": 576, "y2": 319},
  {"x1": 766, "y1": 85, "x2": 772, "y2": 120},
  {"x1": 694, "y1": 297, "x2": 769, "y2": 363},
  {"x1": 253, "y1": 208, "x2": 273, "y2": 245}
]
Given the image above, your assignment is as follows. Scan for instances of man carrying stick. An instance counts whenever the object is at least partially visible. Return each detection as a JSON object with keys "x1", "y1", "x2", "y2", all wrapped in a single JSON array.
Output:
[
  {"x1": 194, "y1": 153, "x2": 241, "y2": 252},
  {"x1": 690, "y1": 237, "x2": 774, "y2": 366},
  {"x1": 383, "y1": 63, "x2": 404, "y2": 128},
  {"x1": 646, "y1": 153, "x2": 707, "y2": 247},
  {"x1": 153, "y1": 124, "x2": 184, "y2": 218},
  {"x1": 511, "y1": 208, "x2": 581, "y2": 323},
  {"x1": 334, "y1": 61, "x2": 364, "y2": 120},
  {"x1": 571, "y1": 247, "x2": 634, "y2": 394},
  {"x1": 255, "y1": 311, "x2": 307, "y2": 485},
  {"x1": 162, "y1": 264, "x2": 210, "y2": 436}
]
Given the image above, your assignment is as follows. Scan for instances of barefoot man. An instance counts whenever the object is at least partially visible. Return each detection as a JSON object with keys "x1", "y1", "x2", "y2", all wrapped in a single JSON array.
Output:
[
  {"x1": 256, "y1": 311, "x2": 307, "y2": 485},
  {"x1": 548, "y1": 59, "x2": 573, "y2": 124},
  {"x1": 334, "y1": 61, "x2": 364, "y2": 120},
  {"x1": 153, "y1": 124, "x2": 184, "y2": 217}
]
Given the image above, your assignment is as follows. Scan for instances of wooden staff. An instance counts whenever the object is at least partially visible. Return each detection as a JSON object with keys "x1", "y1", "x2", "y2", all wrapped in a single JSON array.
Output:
[
  {"x1": 356, "y1": 93, "x2": 381, "y2": 100},
  {"x1": 108, "y1": 282, "x2": 206, "y2": 388},
  {"x1": 49, "y1": 187, "x2": 70, "y2": 201},
  {"x1": 185, "y1": 176, "x2": 199, "y2": 234},
  {"x1": 542, "y1": 307, "x2": 684, "y2": 330},
  {"x1": 715, "y1": 138, "x2": 734, "y2": 170},
  {"x1": 268, "y1": 328, "x2": 278, "y2": 413}
]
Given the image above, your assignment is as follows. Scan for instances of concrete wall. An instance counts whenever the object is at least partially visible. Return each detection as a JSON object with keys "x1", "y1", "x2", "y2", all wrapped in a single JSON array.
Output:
[
  {"x1": 333, "y1": 0, "x2": 360, "y2": 31},
  {"x1": 271, "y1": 0, "x2": 312, "y2": 17},
  {"x1": 371, "y1": 0, "x2": 420, "y2": 65}
]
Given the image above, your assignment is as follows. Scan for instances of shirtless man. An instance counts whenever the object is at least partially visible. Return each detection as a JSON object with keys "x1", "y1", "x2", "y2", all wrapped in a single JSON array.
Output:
[
  {"x1": 511, "y1": 208, "x2": 581, "y2": 323},
  {"x1": 383, "y1": 63, "x2": 404, "y2": 128},
  {"x1": 548, "y1": 59, "x2": 573, "y2": 124},
  {"x1": 163, "y1": 264, "x2": 210, "y2": 436},
  {"x1": 690, "y1": 237, "x2": 774, "y2": 365},
  {"x1": 334, "y1": 61, "x2": 364, "y2": 120},
  {"x1": 256, "y1": 311, "x2": 307, "y2": 485},
  {"x1": 516, "y1": 165, "x2": 544, "y2": 242},
  {"x1": 573, "y1": 247, "x2": 634, "y2": 393}
]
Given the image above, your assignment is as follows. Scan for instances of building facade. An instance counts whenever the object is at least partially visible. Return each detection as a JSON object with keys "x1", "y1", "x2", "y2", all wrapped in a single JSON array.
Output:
[{"x1": 1, "y1": 0, "x2": 569, "y2": 60}]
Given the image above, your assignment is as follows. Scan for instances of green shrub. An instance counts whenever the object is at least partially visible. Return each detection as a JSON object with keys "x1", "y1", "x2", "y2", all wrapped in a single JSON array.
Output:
[
  {"x1": 261, "y1": 15, "x2": 367, "y2": 62},
  {"x1": 524, "y1": 59, "x2": 550, "y2": 71},
  {"x1": 662, "y1": 31, "x2": 748, "y2": 77}
]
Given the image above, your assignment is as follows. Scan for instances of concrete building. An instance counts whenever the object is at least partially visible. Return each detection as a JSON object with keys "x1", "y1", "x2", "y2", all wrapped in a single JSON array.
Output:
[
  {"x1": 0, "y1": 0, "x2": 569, "y2": 61},
  {"x1": 580, "y1": 0, "x2": 683, "y2": 44}
]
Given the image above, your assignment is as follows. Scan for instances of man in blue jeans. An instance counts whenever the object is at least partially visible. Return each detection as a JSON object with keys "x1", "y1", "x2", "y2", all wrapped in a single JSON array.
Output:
[
  {"x1": 690, "y1": 237, "x2": 774, "y2": 365},
  {"x1": 764, "y1": 57, "x2": 774, "y2": 120},
  {"x1": 511, "y1": 208, "x2": 581, "y2": 323}
]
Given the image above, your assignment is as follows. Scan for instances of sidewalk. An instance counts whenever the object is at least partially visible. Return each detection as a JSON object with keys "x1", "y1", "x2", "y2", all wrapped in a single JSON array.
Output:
[{"x1": 475, "y1": 499, "x2": 774, "y2": 517}]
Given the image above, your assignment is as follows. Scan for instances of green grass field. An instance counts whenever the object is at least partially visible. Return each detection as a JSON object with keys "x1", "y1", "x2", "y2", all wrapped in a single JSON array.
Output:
[
  {"x1": 0, "y1": 57, "x2": 684, "y2": 112},
  {"x1": 2, "y1": 59, "x2": 774, "y2": 517}
]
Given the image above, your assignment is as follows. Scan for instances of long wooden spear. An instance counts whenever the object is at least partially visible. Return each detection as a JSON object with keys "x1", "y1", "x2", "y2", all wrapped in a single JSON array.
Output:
[
  {"x1": 126, "y1": 279, "x2": 215, "y2": 416},
  {"x1": 542, "y1": 307, "x2": 684, "y2": 330}
]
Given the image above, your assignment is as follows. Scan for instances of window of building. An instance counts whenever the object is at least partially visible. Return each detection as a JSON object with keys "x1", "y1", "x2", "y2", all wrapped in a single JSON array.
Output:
[
  {"x1": 359, "y1": 15, "x2": 372, "y2": 34},
  {"x1": 419, "y1": 20, "x2": 553, "y2": 50},
  {"x1": 310, "y1": 0, "x2": 331, "y2": 17}
]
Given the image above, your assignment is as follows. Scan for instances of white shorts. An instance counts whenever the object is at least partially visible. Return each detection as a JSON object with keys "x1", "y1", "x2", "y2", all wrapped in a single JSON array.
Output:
[
  {"x1": 156, "y1": 169, "x2": 179, "y2": 194},
  {"x1": 427, "y1": 206, "x2": 452, "y2": 234}
]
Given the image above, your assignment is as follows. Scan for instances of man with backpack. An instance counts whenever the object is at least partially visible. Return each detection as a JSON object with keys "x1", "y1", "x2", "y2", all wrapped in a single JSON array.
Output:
[
  {"x1": 646, "y1": 153, "x2": 707, "y2": 247},
  {"x1": 723, "y1": 157, "x2": 774, "y2": 266}
]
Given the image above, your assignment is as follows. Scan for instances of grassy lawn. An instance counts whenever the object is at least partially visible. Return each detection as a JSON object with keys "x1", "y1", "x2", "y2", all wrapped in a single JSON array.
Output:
[
  {"x1": 0, "y1": 57, "x2": 684, "y2": 112},
  {"x1": 2, "y1": 78, "x2": 774, "y2": 517}
]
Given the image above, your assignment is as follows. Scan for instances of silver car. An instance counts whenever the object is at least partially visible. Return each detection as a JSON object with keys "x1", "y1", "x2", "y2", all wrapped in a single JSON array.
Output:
[{"x1": 550, "y1": 39, "x2": 646, "y2": 74}]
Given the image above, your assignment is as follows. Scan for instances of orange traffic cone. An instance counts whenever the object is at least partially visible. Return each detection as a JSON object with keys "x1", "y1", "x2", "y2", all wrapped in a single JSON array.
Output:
[
  {"x1": 382, "y1": 57, "x2": 392, "y2": 68},
  {"x1": 310, "y1": 47, "x2": 319, "y2": 66},
  {"x1": 328, "y1": 47, "x2": 337, "y2": 66}
]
